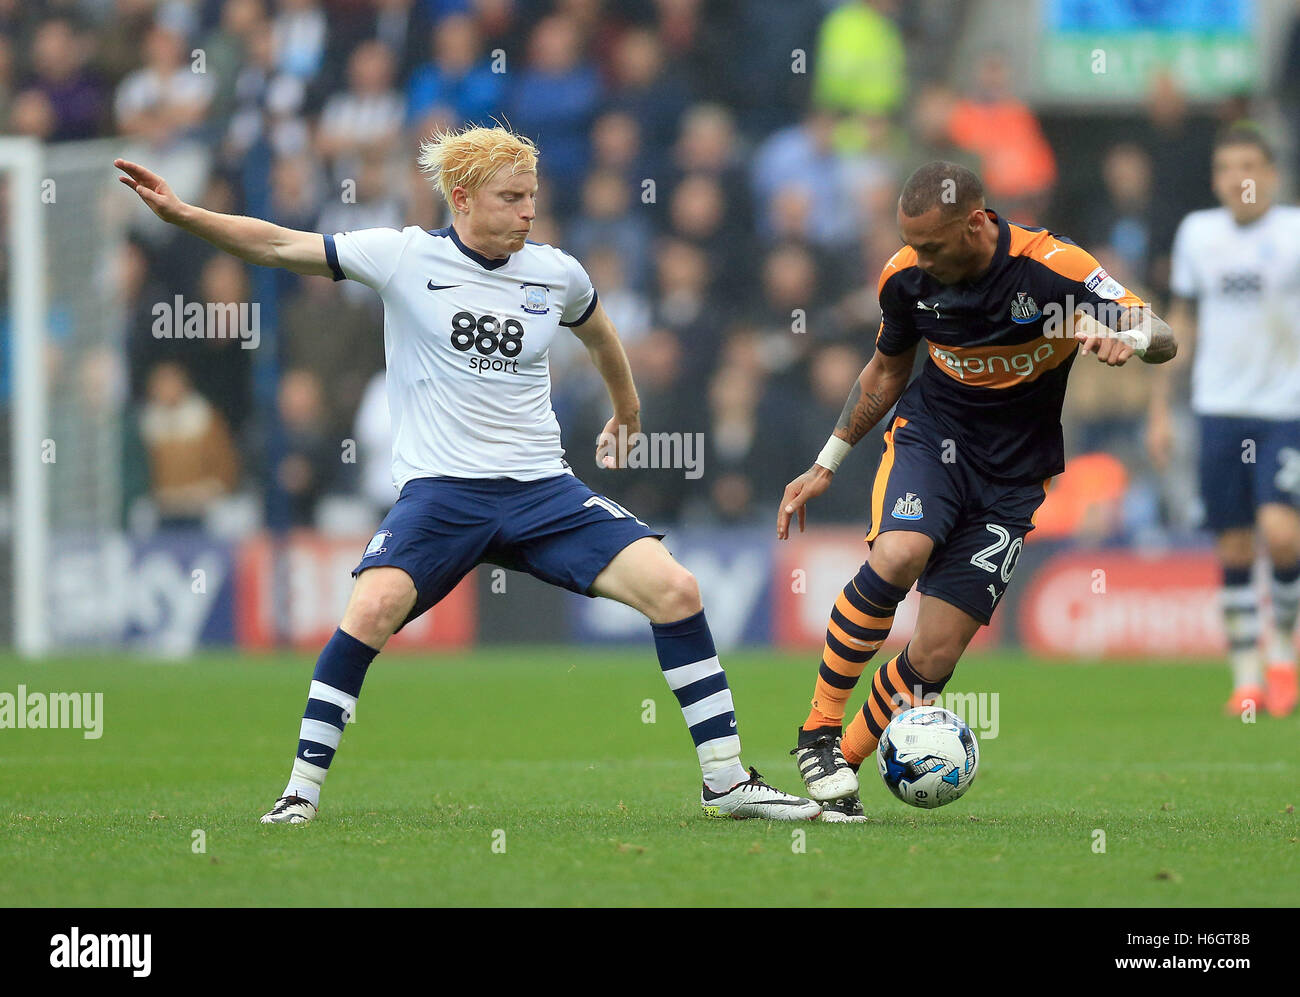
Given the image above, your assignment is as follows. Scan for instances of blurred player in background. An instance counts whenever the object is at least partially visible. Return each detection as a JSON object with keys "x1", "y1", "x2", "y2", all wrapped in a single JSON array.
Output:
[
  {"x1": 776, "y1": 161, "x2": 1177, "y2": 821},
  {"x1": 1147, "y1": 124, "x2": 1300, "y2": 718},
  {"x1": 115, "y1": 125, "x2": 820, "y2": 824}
]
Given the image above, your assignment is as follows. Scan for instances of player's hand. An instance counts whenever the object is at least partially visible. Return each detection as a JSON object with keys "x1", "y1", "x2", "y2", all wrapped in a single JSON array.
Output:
[
  {"x1": 1145, "y1": 407, "x2": 1174, "y2": 470},
  {"x1": 114, "y1": 158, "x2": 189, "y2": 225},
  {"x1": 1074, "y1": 324, "x2": 1135, "y2": 366},
  {"x1": 595, "y1": 412, "x2": 640, "y2": 469},
  {"x1": 777, "y1": 464, "x2": 833, "y2": 539}
]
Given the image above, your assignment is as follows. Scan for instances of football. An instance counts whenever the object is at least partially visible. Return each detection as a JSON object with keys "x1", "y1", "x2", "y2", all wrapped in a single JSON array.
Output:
[{"x1": 877, "y1": 706, "x2": 980, "y2": 809}]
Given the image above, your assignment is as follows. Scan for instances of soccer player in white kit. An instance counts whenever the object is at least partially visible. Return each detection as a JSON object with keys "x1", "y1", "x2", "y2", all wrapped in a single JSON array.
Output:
[
  {"x1": 115, "y1": 125, "x2": 820, "y2": 822},
  {"x1": 1148, "y1": 124, "x2": 1300, "y2": 718}
]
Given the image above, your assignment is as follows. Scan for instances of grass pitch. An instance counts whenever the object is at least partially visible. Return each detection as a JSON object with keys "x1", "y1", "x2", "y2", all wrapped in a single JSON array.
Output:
[{"x1": 1, "y1": 648, "x2": 1295, "y2": 907}]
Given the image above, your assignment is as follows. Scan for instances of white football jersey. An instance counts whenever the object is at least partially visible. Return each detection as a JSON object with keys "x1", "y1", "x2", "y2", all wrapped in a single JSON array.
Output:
[
  {"x1": 325, "y1": 225, "x2": 598, "y2": 488},
  {"x1": 1170, "y1": 204, "x2": 1300, "y2": 419}
]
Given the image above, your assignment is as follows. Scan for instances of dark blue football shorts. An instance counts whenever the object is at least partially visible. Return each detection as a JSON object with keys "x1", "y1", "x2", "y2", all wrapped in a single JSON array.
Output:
[
  {"x1": 1197, "y1": 414, "x2": 1300, "y2": 532},
  {"x1": 353, "y1": 472, "x2": 663, "y2": 632},
  {"x1": 864, "y1": 415, "x2": 1052, "y2": 625}
]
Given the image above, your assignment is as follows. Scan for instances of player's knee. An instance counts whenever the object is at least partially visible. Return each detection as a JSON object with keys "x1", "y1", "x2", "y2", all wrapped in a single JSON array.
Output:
[
  {"x1": 1257, "y1": 509, "x2": 1300, "y2": 564},
  {"x1": 652, "y1": 567, "x2": 702, "y2": 624},
  {"x1": 342, "y1": 599, "x2": 399, "y2": 645},
  {"x1": 344, "y1": 572, "x2": 415, "y2": 643},
  {"x1": 1216, "y1": 529, "x2": 1256, "y2": 567},
  {"x1": 870, "y1": 542, "x2": 928, "y2": 589},
  {"x1": 907, "y1": 640, "x2": 961, "y2": 684},
  {"x1": 1263, "y1": 537, "x2": 1300, "y2": 567}
]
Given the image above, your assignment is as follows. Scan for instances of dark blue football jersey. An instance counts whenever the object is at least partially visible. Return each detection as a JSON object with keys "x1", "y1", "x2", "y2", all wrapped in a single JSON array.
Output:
[{"x1": 874, "y1": 210, "x2": 1145, "y2": 483}]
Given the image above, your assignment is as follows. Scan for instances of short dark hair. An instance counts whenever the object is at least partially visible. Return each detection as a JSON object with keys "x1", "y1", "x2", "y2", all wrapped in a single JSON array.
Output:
[
  {"x1": 899, "y1": 161, "x2": 985, "y2": 218},
  {"x1": 1214, "y1": 122, "x2": 1275, "y2": 163}
]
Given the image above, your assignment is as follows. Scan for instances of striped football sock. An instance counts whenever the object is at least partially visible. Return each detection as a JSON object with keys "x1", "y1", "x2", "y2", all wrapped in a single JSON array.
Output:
[
  {"x1": 282, "y1": 627, "x2": 378, "y2": 807},
  {"x1": 804, "y1": 562, "x2": 908, "y2": 732},
  {"x1": 1222, "y1": 565, "x2": 1262, "y2": 689},
  {"x1": 1270, "y1": 562, "x2": 1300, "y2": 666},
  {"x1": 841, "y1": 645, "x2": 950, "y2": 767},
  {"x1": 652, "y1": 609, "x2": 747, "y2": 793}
]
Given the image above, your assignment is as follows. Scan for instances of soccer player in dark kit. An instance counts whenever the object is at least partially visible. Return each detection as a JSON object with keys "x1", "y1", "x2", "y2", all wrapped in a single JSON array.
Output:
[{"x1": 776, "y1": 161, "x2": 1177, "y2": 821}]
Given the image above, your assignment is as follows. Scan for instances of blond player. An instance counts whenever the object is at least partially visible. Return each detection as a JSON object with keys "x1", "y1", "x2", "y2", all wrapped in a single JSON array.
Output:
[{"x1": 116, "y1": 125, "x2": 820, "y2": 822}]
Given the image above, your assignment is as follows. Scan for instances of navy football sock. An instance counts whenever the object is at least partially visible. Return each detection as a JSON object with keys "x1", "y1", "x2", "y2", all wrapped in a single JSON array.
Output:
[
  {"x1": 283, "y1": 628, "x2": 378, "y2": 807},
  {"x1": 652, "y1": 609, "x2": 747, "y2": 792}
]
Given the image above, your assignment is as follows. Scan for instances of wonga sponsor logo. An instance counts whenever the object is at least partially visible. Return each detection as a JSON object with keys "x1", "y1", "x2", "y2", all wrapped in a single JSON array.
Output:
[{"x1": 928, "y1": 337, "x2": 1069, "y2": 386}]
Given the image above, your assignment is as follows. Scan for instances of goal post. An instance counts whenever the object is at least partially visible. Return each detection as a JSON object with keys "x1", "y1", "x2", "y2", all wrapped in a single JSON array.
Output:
[
  {"x1": 2, "y1": 137, "x2": 133, "y2": 658},
  {"x1": 2, "y1": 136, "x2": 50, "y2": 658}
]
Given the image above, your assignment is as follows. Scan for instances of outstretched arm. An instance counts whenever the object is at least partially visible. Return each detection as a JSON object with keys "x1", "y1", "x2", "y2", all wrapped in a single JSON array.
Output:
[
  {"x1": 777, "y1": 344, "x2": 916, "y2": 539},
  {"x1": 1074, "y1": 303, "x2": 1178, "y2": 366},
  {"x1": 568, "y1": 302, "x2": 642, "y2": 468},
  {"x1": 115, "y1": 158, "x2": 333, "y2": 278},
  {"x1": 1128, "y1": 306, "x2": 1177, "y2": 364}
]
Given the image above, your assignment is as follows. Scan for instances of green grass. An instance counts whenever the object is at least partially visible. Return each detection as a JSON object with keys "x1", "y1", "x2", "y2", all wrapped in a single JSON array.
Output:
[{"x1": 1, "y1": 648, "x2": 1296, "y2": 907}]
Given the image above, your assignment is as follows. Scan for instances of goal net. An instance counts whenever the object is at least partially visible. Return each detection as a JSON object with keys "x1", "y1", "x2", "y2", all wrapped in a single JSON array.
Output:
[{"x1": 1, "y1": 137, "x2": 131, "y2": 656}]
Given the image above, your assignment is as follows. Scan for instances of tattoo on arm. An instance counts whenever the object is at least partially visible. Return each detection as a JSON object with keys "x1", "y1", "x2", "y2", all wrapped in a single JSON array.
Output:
[
  {"x1": 1118, "y1": 306, "x2": 1178, "y2": 364},
  {"x1": 835, "y1": 380, "x2": 890, "y2": 445},
  {"x1": 1141, "y1": 317, "x2": 1177, "y2": 364}
]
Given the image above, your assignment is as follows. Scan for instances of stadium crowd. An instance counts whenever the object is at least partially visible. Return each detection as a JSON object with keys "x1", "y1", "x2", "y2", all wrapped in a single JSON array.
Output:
[{"x1": 1, "y1": 0, "x2": 1295, "y2": 540}]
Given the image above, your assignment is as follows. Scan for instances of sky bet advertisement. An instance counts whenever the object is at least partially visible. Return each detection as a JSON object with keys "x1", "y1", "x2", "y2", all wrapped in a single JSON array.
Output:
[{"x1": 44, "y1": 527, "x2": 1262, "y2": 661}]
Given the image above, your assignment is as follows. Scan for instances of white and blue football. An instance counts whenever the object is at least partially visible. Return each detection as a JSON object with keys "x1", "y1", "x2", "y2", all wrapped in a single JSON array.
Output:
[{"x1": 877, "y1": 706, "x2": 979, "y2": 809}]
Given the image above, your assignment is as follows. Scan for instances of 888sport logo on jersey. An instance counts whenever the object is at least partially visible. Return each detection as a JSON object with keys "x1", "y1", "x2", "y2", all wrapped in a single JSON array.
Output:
[{"x1": 449, "y1": 310, "x2": 527, "y2": 373}]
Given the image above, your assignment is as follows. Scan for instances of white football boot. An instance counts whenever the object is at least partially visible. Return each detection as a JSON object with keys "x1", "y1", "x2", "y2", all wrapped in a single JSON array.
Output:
[
  {"x1": 701, "y1": 767, "x2": 821, "y2": 820},
  {"x1": 259, "y1": 794, "x2": 318, "y2": 824},
  {"x1": 790, "y1": 726, "x2": 859, "y2": 802},
  {"x1": 819, "y1": 794, "x2": 868, "y2": 824}
]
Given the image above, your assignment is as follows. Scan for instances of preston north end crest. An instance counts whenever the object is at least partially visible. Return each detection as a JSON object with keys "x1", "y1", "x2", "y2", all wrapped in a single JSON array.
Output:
[
  {"x1": 1009, "y1": 291, "x2": 1041, "y2": 324},
  {"x1": 520, "y1": 283, "x2": 550, "y2": 315},
  {"x1": 892, "y1": 492, "x2": 924, "y2": 520}
]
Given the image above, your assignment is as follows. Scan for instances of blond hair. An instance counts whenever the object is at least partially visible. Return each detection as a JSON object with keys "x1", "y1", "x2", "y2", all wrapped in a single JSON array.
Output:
[{"x1": 417, "y1": 124, "x2": 538, "y2": 210}]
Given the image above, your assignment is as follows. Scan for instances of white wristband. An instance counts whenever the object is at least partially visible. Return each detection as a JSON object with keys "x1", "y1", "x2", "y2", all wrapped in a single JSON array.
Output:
[
  {"x1": 815, "y1": 436, "x2": 852, "y2": 473},
  {"x1": 1118, "y1": 317, "x2": 1150, "y2": 357}
]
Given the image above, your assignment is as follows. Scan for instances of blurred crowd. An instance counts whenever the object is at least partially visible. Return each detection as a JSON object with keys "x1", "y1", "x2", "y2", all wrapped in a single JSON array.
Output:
[{"x1": 2, "y1": 0, "x2": 1297, "y2": 541}]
